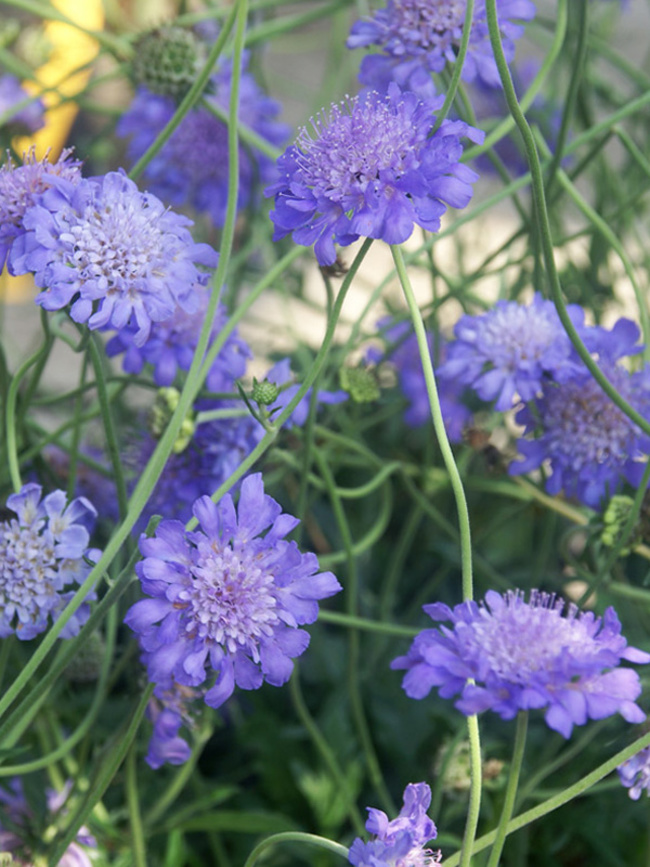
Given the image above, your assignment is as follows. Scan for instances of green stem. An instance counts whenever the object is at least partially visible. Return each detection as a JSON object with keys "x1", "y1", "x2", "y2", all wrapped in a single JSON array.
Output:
[
  {"x1": 431, "y1": 0, "x2": 475, "y2": 132},
  {"x1": 391, "y1": 244, "x2": 480, "y2": 867},
  {"x1": 243, "y1": 832, "x2": 349, "y2": 867},
  {"x1": 317, "y1": 611, "x2": 418, "y2": 639},
  {"x1": 442, "y1": 728, "x2": 650, "y2": 867},
  {"x1": 391, "y1": 245, "x2": 473, "y2": 601},
  {"x1": 289, "y1": 669, "x2": 365, "y2": 835},
  {"x1": 127, "y1": 746, "x2": 148, "y2": 867},
  {"x1": 486, "y1": 712, "x2": 528, "y2": 867}
]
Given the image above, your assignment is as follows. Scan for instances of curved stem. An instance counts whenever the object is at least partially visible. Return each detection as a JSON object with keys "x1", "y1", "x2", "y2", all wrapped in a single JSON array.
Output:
[{"x1": 243, "y1": 832, "x2": 349, "y2": 867}]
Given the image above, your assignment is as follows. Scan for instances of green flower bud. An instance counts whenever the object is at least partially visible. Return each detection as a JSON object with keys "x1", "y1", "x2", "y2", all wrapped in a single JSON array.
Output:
[
  {"x1": 64, "y1": 630, "x2": 106, "y2": 683},
  {"x1": 131, "y1": 25, "x2": 205, "y2": 100},
  {"x1": 339, "y1": 366, "x2": 380, "y2": 403},
  {"x1": 149, "y1": 387, "x2": 195, "y2": 454},
  {"x1": 601, "y1": 494, "x2": 636, "y2": 555},
  {"x1": 252, "y1": 377, "x2": 280, "y2": 407}
]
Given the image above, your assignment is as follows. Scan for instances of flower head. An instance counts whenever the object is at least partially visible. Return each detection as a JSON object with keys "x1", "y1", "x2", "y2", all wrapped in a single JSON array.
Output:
[
  {"x1": 10, "y1": 169, "x2": 218, "y2": 346},
  {"x1": 0, "y1": 483, "x2": 99, "y2": 640},
  {"x1": 509, "y1": 319, "x2": 650, "y2": 508},
  {"x1": 118, "y1": 53, "x2": 289, "y2": 227},
  {"x1": 0, "y1": 147, "x2": 81, "y2": 270},
  {"x1": 105, "y1": 289, "x2": 251, "y2": 392},
  {"x1": 145, "y1": 680, "x2": 200, "y2": 769},
  {"x1": 392, "y1": 589, "x2": 650, "y2": 738},
  {"x1": 125, "y1": 474, "x2": 342, "y2": 708},
  {"x1": 348, "y1": 782, "x2": 440, "y2": 867},
  {"x1": 618, "y1": 747, "x2": 650, "y2": 800},
  {"x1": 0, "y1": 74, "x2": 45, "y2": 135},
  {"x1": 0, "y1": 778, "x2": 97, "y2": 867},
  {"x1": 347, "y1": 0, "x2": 536, "y2": 94},
  {"x1": 266, "y1": 84, "x2": 483, "y2": 266},
  {"x1": 438, "y1": 294, "x2": 588, "y2": 411}
]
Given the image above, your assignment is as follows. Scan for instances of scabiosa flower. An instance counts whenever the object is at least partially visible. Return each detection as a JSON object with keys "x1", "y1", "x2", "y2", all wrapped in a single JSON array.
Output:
[
  {"x1": 117, "y1": 53, "x2": 289, "y2": 228},
  {"x1": 392, "y1": 589, "x2": 650, "y2": 738},
  {"x1": 348, "y1": 782, "x2": 440, "y2": 867},
  {"x1": 0, "y1": 147, "x2": 81, "y2": 270},
  {"x1": 375, "y1": 318, "x2": 472, "y2": 441},
  {"x1": 0, "y1": 74, "x2": 45, "y2": 135},
  {"x1": 348, "y1": 0, "x2": 536, "y2": 95},
  {"x1": 125, "y1": 474, "x2": 342, "y2": 708},
  {"x1": 509, "y1": 318, "x2": 650, "y2": 508},
  {"x1": 10, "y1": 169, "x2": 218, "y2": 346},
  {"x1": 618, "y1": 747, "x2": 650, "y2": 800},
  {"x1": 438, "y1": 294, "x2": 591, "y2": 411},
  {"x1": 105, "y1": 288, "x2": 252, "y2": 392},
  {"x1": 266, "y1": 84, "x2": 484, "y2": 266},
  {"x1": 0, "y1": 778, "x2": 97, "y2": 867},
  {"x1": 0, "y1": 483, "x2": 99, "y2": 640}
]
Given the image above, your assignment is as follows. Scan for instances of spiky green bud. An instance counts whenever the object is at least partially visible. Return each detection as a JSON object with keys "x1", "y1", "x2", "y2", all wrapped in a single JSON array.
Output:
[
  {"x1": 601, "y1": 494, "x2": 636, "y2": 555},
  {"x1": 149, "y1": 387, "x2": 195, "y2": 453},
  {"x1": 131, "y1": 25, "x2": 205, "y2": 100},
  {"x1": 64, "y1": 630, "x2": 106, "y2": 683},
  {"x1": 252, "y1": 378, "x2": 280, "y2": 407}
]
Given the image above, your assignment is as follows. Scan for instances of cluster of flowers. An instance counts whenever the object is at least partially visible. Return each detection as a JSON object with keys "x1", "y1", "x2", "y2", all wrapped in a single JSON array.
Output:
[{"x1": 377, "y1": 296, "x2": 650, "y2": 510}]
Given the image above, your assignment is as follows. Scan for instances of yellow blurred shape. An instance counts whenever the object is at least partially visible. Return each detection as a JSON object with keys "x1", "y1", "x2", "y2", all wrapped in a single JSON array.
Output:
[
  {"x1": 0, "y1": 271, "x2": 35, "y2": 305},
  {"x1": 15, "y1": 0, "x2": 105, "y2": 161}
]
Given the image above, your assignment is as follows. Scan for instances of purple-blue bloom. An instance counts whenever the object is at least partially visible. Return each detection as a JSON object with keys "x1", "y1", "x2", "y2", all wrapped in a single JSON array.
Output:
[
  {"x1": 375, "y1": 319, "x2": 472, "y2": 441},
  {"x1": 438, "y1": 294, "x2": 589, "y2": 411},
  {"x1": 145, "y1": 681, "x2": 200, "y2": 769},
  {"x1": 0, "y1": 74, "x2": 45, "y2": 134},
  {"x1": 0, "y1": 483, "x2": 99, "y2": 640},
  {"x1": 10, "y1": 169, "x2": 218, "y2": 346},
  {"x1": 618, "y1": 747, "x2": 650, "y2": 800},
  {"x1": 509, "y1": 318, "x2": 650, "y2": 508},
  {"x1": 125, "y1": 474, "x2": 342, "y2": 708},
  {"x1": 0, "y1": 147, "x2": 82, "y2": 271},
  {"x1": 348, "y1": 782, "x2": 440, "y2": 867},
  {"x1": 105, "y1": 289, "x2": 251, "y2": 392},
  {"x1": 117, "y1": 54, "x2": 289, "y2": 227},
  {"x1": 392, "y1": 589, "x2": 650, "y2": 738},
  {"x1": 347, "y1": 0, "x2": 536, "y2": 94},
  {"x1": 266, "y1": 84, "x2": 484, "y2": 266}
]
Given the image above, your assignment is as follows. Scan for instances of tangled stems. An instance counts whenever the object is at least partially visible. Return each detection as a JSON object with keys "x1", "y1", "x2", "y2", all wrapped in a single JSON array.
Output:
[{"x1": 391, "y1": 244, "x2": 480, "y2": 867}]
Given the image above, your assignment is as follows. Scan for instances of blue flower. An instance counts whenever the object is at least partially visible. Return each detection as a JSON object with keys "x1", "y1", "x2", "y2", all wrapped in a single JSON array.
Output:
[
  {"x1": 0, "y1": 147, "x2": 81, "y2": 271},
  {"x1": 348, "y1": 782, "x2": 440, "y2": 867},
  {"x1": 125, "y1": 474, "x2": 342, "y2": 708},
  {"x1": 438, "y1": 294, "x2": 589, "y2": 411},
  {"x1": 117, "y1": 54, "x2": 289, "y2": 227},
  {"x1": 347, "y1": 0, "x2": 536, "y2": 94},
  {"x1": 0, "y1": 74, "x2": 44, "y2": 135},
  {"x1": 105, "y1": 290, "x2": 252, "y2": 392},
  {"x1": 10, "y1": 169, "x2": 218, "y2": 346},
  {"x1": 392, "y1": 589, "x2": 650, "y2": 738},
  {"x1": 509, "y1": 318, "x2": 650, "y2": 508},
  {"x1": 266, "y1": 84, "x2": 483, "y2": 266},
  {"x1": 145, "y1": 681, "x2": 199, "y2": 769},
  {"x1": 0, "y1": 483, "x2": 99, "y2": 640},
  {"x1": 618, "y1": 747, "x2": 650, "y2": 800}
]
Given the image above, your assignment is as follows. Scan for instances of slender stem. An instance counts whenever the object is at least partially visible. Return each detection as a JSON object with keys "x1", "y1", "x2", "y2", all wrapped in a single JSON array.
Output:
[
  {"x1": 431, "y1": 0, "x2": 475, "y2": 132},
  {"x1": 127, "y1": 746, "x2": 148, "y2": 867},
  {"x1": 289, "y1": 670, "x2": 365, "y2": 835},
  {"x1": 391, "y1": 244, "x2": 481, "y2": 867},
  {"x1": 391, "y1": 245, "x2": 473, "y2": 600},
  {"x1": 486, "y1": 712, "x2": 529, "y2": 867},
  {"x1": 243, "y1": 832, "x2": 349, "y2": 867}
]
